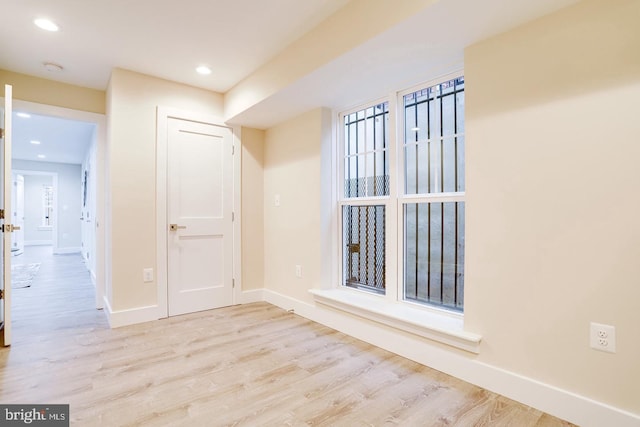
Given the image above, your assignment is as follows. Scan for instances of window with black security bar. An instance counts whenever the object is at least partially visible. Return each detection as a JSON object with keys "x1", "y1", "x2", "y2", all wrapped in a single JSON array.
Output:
[
  {"x1": 341, "y1": 103, "x2": 389, "y2": 294},
  {"x1": 403, "y1": 76, "x2": 465, "y2": 311}
]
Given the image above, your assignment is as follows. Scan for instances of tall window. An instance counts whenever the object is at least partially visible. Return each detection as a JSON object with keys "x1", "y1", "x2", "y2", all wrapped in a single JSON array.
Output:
[
  {"x1": 42, "y1": 185, "x2": 54, "y2": 227},
  {"x1": 339, "y1": 75, "x2": 465, "y2": 312},
  {"x1": 402, "y1": 77, "x2": 465, "y2": 311},
  {"x1": 341, "y1": 103, "x2": 389, "y2": 294}
]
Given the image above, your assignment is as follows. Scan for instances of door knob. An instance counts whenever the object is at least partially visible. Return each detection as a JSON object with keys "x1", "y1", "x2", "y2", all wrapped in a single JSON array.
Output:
[{"x1": 169, "y1": 224, "x2": 187, "y2": 231}]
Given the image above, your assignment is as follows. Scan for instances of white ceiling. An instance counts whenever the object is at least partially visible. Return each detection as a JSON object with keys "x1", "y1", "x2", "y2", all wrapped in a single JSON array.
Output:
[
  {"x1": 1, "y1": 0, "x2": 350, "y2": 164},
  {"x1": 0, "y1": 0, "x2": 581, "y2": 132},
  {"x1": 12, "y1": 111, "x2": 95, "y2": 165},
  {"x1": 0, "y1": 0, "x2": 350, "y2": 93}
]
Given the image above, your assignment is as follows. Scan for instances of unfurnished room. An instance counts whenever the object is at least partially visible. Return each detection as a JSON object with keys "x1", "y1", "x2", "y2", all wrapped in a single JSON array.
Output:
[{"x1": 0, "y1": 1, "x2": 638, "y2": 426}]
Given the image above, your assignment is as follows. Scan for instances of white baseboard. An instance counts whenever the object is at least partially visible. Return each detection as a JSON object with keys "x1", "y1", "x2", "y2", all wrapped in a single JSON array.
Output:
[
  {"x1": 25, "y1": 240, "x2": 52, "y2": 246},
  {"x1": 238, "y1": 288, "x2": 264, "y2": 304},
  {"x1": 103, "y1": 296, "x2": 159, "y2": 328},
  {"x1": 262, "y1": 289, "x2": 640, "y2": 427},
  {"x1": 53, "y1": 246, "x2": 81, "y2": 254}
]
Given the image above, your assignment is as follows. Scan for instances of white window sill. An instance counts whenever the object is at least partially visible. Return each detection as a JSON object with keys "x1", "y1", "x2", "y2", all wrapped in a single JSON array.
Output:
[{"x1": 309, "y1": 288, "x2": 481, "y2": 354}]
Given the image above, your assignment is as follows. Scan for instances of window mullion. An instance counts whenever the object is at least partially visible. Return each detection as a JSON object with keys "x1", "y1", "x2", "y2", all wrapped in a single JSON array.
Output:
[
  {"x1": 385, "y1": 95, "x2": 398, "y2": 304},
  {"x1": 395, "y1": 94, "x2": 406, "y2": 305}
]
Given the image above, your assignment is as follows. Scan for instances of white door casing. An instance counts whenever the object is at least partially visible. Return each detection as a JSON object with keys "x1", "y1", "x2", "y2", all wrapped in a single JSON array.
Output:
[
  {"x1": 156, "y1": 107, "x2": 241, "y2": 318},
  {"x1": 1, "y1": 84, "x2": 13, "y2": 346}
]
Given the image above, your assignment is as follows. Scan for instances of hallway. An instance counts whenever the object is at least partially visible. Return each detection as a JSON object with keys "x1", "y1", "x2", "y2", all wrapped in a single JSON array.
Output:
[{"x1": 9, "y1": 245, "x2": 107, "y2": 344}]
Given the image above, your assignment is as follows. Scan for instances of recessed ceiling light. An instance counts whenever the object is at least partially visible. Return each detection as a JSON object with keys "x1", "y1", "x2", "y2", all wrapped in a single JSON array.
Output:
[
  {"x1": 37, "y1": 154, "x2": 46, "y2": 159},
  {"x1": 34, "y1": 18, "x2": 59, "y2": 32},
  {"x1": 196, "y1": 66, "x2": 212, "y2": 75},
  {"x1": 43, "y1": 62, "x2": 64, "y2": 72},
  {"x1": 30, "y1": 140, "x2": 41, "y2": 145},
  {"x1": 16, "y1": 112, "x2": 31, "y2": 119},
  {"x1": 411, "y1": 127, "x2": 420, "y2": 131}
]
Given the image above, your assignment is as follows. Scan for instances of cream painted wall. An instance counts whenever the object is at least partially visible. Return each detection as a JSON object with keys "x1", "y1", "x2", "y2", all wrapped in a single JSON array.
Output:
[
  {"x1": 0, "y1": 69, "x2": 105, "y2": 114},
  {"x1": 259, "y1": 0, "x2": 640, "y2": 417},
  {"x1": 263, "y1": 108, "x2": 330, "y2": 304},
  {"x1": 107, "y1": 68, "x2": 224, "y2": 311},
  {"x1": 241, "y1": 127, "x2": 265, "y2": 291},
  {"x1": 464, "y1": 0, "x2": 640, "y2": 414}
]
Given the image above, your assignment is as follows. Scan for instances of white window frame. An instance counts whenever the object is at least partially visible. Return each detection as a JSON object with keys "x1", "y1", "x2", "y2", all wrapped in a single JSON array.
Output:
[
  {"x1": 42, "y1": 184, "x2": 54, "y2": 228},
  {"x1": 337, "y1": 96, "x2": 398, "y2": 304},
  {"x1": 397, "y1": 72, "x2": 466, "y2": 312},
  {"x1": 311, "y1": 70, "x2": 480, "y2": 353}
]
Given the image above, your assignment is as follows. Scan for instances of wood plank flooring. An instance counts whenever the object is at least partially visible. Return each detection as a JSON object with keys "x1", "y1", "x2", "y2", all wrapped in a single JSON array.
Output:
[{"x1": 0, "y1": 247, "x2": 576, "y2": 426}]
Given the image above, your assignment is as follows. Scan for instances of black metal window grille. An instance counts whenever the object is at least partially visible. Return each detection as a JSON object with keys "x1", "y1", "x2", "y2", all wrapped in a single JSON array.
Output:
[
  {"x1": 403, "y1": 77, "x2": 465, "y2": 311},
  {"x1": 404, "y1": 77, "x2": 465, "y2": 195},
  {"x1": 342, "y1": 102, "x2": 389, "y2": 294},
  {"x1": 343, "y1": 205, "x2": 385, "y2": 293},
  {"x1": 344, "y1": 103, "x2": 389, "y2": 198},
  {"x1": 404, "y1": 202, "x2": 464, "y2": 310}
]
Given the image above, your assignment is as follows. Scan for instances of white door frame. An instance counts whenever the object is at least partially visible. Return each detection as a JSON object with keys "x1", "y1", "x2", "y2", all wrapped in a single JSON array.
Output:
[
  {"x1": 156, "y1": 107, "x2": 242, "y2": 318},
  {"x1": 8, "y1": 99, "x2": 107, "y2": 310},
  {"x1": 2, "y1": 85, "x2": 13, "y2": 345}
]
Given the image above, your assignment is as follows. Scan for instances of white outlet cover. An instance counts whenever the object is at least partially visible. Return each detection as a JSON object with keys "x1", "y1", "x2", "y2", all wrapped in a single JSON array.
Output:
[{"x1": 590, "y1": 322, "x2": 616, "y2": 353}]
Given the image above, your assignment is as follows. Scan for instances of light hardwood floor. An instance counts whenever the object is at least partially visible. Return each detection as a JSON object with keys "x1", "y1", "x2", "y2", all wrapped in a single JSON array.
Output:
[{"x1": 0, "y1": 247, "x2": 576, "y2": 426}]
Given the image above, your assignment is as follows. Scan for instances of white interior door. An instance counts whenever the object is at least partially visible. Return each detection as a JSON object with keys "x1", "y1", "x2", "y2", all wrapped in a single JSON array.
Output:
[
  {"x1": 167, "y1": 117, "x2": 233, "y2": 316},
  {"x1": 1, "y1": 84, "x2": 13, "y2": 346}
]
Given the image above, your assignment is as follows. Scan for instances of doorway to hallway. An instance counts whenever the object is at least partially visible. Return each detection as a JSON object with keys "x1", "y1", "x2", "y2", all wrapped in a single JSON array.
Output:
[
  {"x1": 6, "y1": 100, "x2": 107, "y2": 344},
  {"x1": 10, "y1": 245, "x2": 107, "y2": 343}
]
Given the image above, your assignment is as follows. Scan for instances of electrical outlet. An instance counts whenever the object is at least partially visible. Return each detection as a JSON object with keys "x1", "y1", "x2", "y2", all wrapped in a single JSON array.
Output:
[
  {"x1": 143, "y1": 268, "x2": 154, "y2": 283},
  {"x1": 590, "y1": 322, "x2": 616, "y2": 353},
  {"x1": 295, "y1": 265, "x2": 302, "y2": 278}
]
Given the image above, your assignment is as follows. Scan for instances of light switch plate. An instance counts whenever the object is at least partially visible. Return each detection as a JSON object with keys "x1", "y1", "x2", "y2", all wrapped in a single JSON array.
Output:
[{"x1": 143, "y1": 268, "x2": 154, "y2": 283}]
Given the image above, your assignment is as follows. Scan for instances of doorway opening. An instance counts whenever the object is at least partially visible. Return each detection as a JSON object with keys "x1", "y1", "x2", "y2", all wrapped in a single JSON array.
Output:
[
  {"x1": 11, "y1": 171, "x2": 57, "y2": 256},
  {"x1": 8, "y1": 101, "x2": 106, "y2": 341}
]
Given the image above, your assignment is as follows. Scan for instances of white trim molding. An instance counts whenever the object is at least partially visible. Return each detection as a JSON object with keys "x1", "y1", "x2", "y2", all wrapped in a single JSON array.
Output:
[
  {"x1": 24, "y1": 240, "x2": 52, "y2": 246},
  {"x1": 238, "y1": 289, "x2": 265, "y2": 304},
  {"x1": 103, "y1": 296, "x2": 158, "y2": 329},
  {"x1": 264, "y1": 289, "x2": 640, "y2": 427},
  {"x1": 310, "y1": 288, "x2": 481, "y2": 353},
  {"x1": 53, "y1": 247, "x2": 81, "y2": 254}
]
